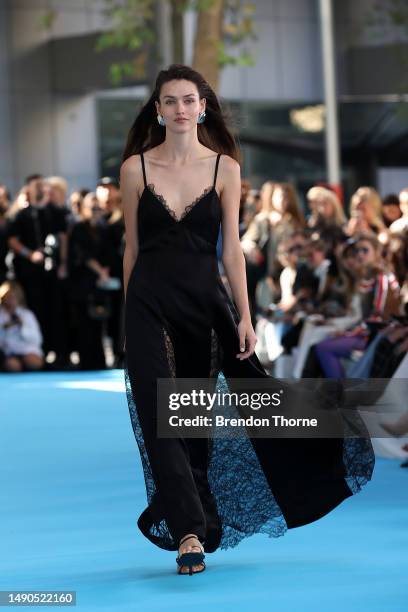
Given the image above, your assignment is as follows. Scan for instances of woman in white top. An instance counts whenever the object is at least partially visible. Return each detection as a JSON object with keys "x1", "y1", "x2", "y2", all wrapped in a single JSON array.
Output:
[{"x1": 0, "y1": 281, "x2": 43, "y2": 371}]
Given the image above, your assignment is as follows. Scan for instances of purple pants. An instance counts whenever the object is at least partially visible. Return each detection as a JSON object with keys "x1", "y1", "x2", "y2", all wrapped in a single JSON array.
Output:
[{"x1": 315, "y1": 334, "x2": 368, "y2": 378}]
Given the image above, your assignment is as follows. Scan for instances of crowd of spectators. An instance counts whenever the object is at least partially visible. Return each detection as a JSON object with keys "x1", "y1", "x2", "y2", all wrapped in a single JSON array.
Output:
[
  {"x1": 0, "y1": 175, "x2": 125, "y2": 372},
  {"x1": 1, "y1": 173, "x2": 408, "y2": 386},
  {"x1": 240, "y1": 182, "x2": 408, "y2": 383}
]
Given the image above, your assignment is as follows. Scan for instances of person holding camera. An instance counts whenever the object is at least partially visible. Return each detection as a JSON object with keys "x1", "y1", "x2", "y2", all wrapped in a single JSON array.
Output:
[{"x1": 6, "y1": 174, "x2": 68, "y2": 365}]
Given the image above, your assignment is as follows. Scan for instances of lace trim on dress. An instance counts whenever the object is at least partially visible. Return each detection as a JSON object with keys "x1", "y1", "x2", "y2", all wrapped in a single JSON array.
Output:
[
  {"x1": 210, "y1": 327, "x2": 223, "y2": 379},
  {"x1": 162, "y1": 326, "x2": 176, "y2": 377},
  {"x1": 146, "y1": 183, "x2": 214, "y2": 222}
]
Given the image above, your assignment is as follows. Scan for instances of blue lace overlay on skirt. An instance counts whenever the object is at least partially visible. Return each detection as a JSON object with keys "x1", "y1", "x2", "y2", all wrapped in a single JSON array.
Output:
[{"x1": 124, "y1": 364, "x2": 374, "y2": 551}]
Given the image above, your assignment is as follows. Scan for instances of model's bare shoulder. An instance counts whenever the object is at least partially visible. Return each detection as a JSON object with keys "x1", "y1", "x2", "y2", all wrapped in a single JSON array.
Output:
[
  {"x1": 120, "y1": 154, "x2": 143, "y2": 190},
  {"x1": 217, "y1": 154, "x2": 241, "y2": 192}
]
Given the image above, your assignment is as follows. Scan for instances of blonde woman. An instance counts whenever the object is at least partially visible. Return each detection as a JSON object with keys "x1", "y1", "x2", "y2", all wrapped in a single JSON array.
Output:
[
  {"x1": 307, "y1": 186, "x2": 346, "y2": 229},
  {"x1": 346, "y1": 187, "x2": 386, "y2": 236}
]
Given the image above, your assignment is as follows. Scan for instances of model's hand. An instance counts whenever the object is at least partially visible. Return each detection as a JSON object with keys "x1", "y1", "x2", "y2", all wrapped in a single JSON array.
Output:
[{"x1": 236, "y1": 317, "x2": 257, "y2": 360}]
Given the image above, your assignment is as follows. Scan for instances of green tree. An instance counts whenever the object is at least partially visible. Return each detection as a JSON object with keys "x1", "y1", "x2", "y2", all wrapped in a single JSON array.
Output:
[{"x1": 42, "y1": 0, "x2": 257, "y2": 93}]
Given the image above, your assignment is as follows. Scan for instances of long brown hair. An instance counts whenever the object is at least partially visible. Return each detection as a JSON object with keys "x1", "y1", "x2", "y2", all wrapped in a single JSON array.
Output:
[
  {"x1": 278, "y1": 183, "x2": 305, "y2": 228},
  {"x1": 122, "y1": 64, "x2": 240, "y2": 163}
]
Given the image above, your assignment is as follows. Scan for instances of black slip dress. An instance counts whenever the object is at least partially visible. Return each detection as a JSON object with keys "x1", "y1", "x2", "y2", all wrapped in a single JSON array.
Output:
[{"x1": 124, "y1": 150, "x2": 375, "y2": 553}]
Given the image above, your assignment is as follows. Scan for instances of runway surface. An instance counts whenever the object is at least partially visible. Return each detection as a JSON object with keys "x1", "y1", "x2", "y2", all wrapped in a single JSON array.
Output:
[{"x1": 1, "y1": 370, "x2": 406, "y2": 611}]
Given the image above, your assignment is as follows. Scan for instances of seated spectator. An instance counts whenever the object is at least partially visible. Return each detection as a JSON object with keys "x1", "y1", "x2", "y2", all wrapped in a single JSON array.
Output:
[
  {"x1": 313, "y1": 233, "x2": 401, "y2": 378},
  {"x1": 0, "y1": 281, "x2": 44, "y2": 372},
  {"x1": 305, "y1": 239, "x2": 332, "y2": 299},
  {"x1": 292, "y1": 238, "x2": 363, "y2": 377}
]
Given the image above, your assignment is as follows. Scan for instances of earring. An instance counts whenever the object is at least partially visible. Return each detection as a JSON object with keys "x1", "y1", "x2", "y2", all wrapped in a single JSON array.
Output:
[
  {"x1": 197, "y1": 111, "x2": 206, "y2": 124},
  {"x1": 157, "y1": 114, "x2": 166, "y2": 126}
]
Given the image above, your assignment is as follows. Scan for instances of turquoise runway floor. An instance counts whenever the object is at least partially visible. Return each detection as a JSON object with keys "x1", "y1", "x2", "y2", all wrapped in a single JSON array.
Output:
[{"x1": 1, "y1": 370, "x2": 406, "y2": 611}]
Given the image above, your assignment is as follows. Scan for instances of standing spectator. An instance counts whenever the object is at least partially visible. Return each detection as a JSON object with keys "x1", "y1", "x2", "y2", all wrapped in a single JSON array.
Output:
[
  {"x1": 0, "y1": 281, "x2": 44, "y2": 372},
  {"x1": 69, "y1": 189, "x2": 89, "y2": 223},
  {"x1": 46, "y1": 176, "x2": 68, "y2": 208},
  {"x1": 68, "y1": 192, "x2": 116, "y2": 370},
  {"x1": 96, "y1": 177, "x2": 125, "y2": 367},
  {"x1": 7, "y1": 174, "x2": 68, "y2": 365},
  {"x1": 241, "y1": 182, "x2": 305, "y2": 323}
]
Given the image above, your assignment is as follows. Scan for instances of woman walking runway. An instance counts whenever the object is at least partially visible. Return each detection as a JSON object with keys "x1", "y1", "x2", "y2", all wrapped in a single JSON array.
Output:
[{"x1": 121, "y1": 64, "x2": 374, "y2": 575}]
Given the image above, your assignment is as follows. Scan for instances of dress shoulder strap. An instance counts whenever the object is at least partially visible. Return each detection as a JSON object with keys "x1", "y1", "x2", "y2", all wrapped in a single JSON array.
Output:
[
  {"x1": 140, "y1": 151, "x2": 147, "y2": 187},
  {"x1": 213, "y1": 153, "x2": 221, "y2": 188}
]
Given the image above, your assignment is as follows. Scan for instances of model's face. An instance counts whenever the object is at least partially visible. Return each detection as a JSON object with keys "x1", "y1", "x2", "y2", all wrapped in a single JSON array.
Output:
[{"x1": 156, "y1": 80, "x2": 205, "y2": 130}]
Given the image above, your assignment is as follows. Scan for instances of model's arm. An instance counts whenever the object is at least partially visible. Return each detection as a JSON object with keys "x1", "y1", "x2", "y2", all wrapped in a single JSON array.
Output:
[
  {"x1": 219, "y1": 156, "x2": 257, "y2": 360},
  {"x1": 120, "y1": 155, "x2": 142, "y2": 302}
]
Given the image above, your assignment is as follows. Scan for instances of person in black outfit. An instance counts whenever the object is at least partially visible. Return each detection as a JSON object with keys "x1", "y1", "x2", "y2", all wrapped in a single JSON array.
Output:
[
  {"x1": 96, "y1": 177, "x2": 125, "y2": 366},
  {"x1": 68, "y1": 193, "x2": 116, "y2": 370},
  {"x1": 7, "y1": 174, "x2": 68, "y2": 364}
]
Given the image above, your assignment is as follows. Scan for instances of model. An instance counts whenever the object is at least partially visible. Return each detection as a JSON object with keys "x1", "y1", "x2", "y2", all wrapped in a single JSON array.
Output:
[{"x1": 120, "y1": 64, "x2": 375, "y2": 576}]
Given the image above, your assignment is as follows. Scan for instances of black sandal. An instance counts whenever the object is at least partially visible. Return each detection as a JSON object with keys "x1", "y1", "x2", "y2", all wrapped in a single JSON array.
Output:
[{"x1": 176, "y1": 534, "x2": 206, "y2": 576}]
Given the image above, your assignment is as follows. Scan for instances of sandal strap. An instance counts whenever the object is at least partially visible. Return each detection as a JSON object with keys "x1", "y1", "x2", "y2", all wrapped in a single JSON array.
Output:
[{"x1": 179, "y1": 533, "x2": 204, "y2": 547}]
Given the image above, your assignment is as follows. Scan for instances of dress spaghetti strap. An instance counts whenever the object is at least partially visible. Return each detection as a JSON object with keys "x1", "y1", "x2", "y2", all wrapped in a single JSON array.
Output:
[
  {"x1": 140, "y1": 152, "x2": 147, "y2": 188},
  {"x1": 213, "y1": 153, "x2": 221, "y2": 188}
]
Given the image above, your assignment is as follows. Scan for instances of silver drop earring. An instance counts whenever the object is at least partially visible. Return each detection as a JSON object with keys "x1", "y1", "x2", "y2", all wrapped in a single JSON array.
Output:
[
  {"x1": 197, "y1": 111, "x2": 206, "y2": 124},
  {"x1": 157, "y1": 114, "x2": 166, "y2": 126}
]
